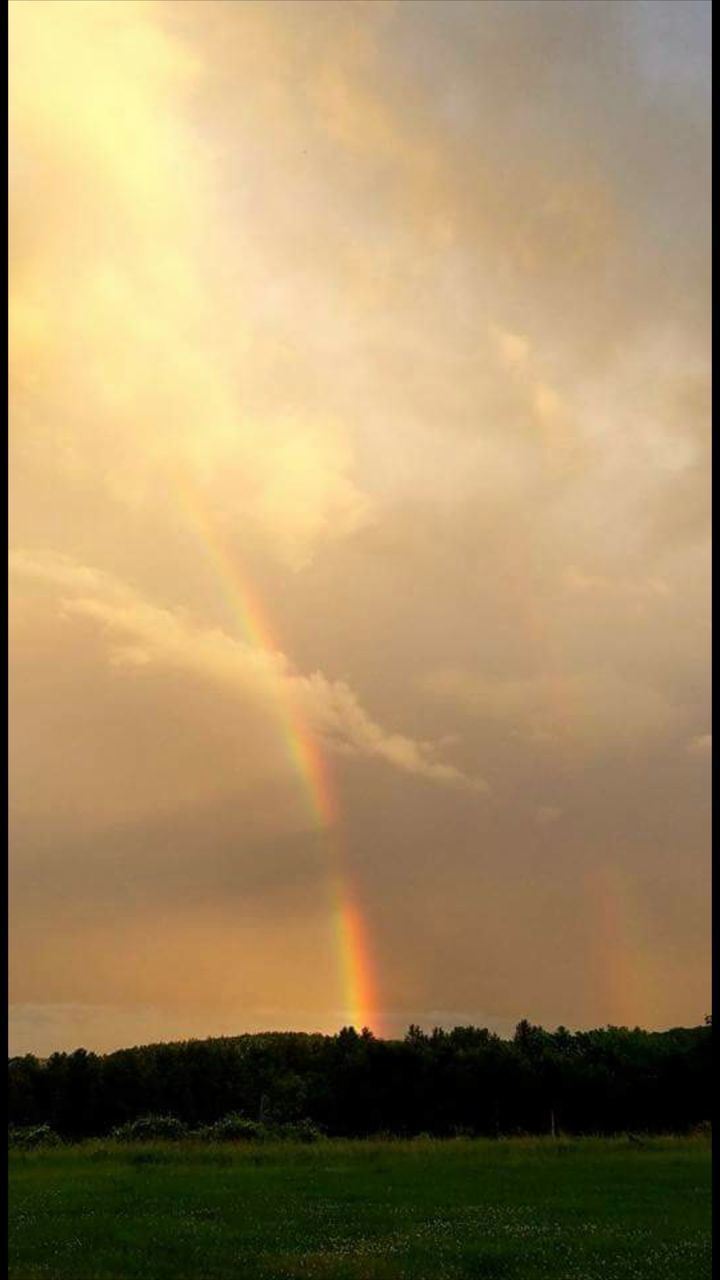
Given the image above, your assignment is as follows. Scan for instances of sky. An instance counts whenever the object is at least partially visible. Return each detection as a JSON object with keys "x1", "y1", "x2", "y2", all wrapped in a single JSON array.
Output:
[{"x1": 9, "y1": 0, "x2": 711, "y2": 1056}]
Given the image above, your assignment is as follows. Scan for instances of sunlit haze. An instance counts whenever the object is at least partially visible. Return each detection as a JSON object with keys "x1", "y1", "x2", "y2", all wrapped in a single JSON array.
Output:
[{"x1": 9, "y1": 0, "x2": 711, "y2": 1056}]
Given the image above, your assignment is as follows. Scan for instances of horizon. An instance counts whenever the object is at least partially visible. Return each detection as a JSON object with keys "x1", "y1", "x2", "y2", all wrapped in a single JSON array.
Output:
[{"x1": 10, "y1": 1014, "x2": 711, "y2": 1066}]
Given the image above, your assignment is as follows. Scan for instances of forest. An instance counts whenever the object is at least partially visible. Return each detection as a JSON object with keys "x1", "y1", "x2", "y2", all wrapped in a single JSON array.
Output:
[{"x1": 8, "y1": 1020, "x2": 711, "y2": 1141}]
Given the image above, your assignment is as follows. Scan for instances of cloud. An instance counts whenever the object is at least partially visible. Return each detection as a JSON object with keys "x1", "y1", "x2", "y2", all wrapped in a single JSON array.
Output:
[
  {"x1": 9, "y1": 0, "x2": 372, "y2": 570},
  {"x1": 8, "y1": 0, "x2": 710, "y2": 1046},
  {"x1": 535, "y1": 805, "x2": 563, "y2": 827},
  {"x1": 489, "y1": 325, "x2": 531, "y2": 370},
  {"x1": 562, "y1": 566, "x2": 671, "y2": 601},
  {"x1": 422, "y1": 666, "x2": 676, "y2": 750},
  {"x1": 10, "y1": 549, "x2": 488, "y2": 795}
]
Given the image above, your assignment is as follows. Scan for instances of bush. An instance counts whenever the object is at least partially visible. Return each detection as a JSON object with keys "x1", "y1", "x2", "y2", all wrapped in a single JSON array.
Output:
[
  {"x1": 111, "y1": 1115, "x2": 188, "y2": 1142},
  {"x1": 272, "y1": 1119, "x2": 323, "y2": 1143},
  {"x1": 8, "y1": 1124, "x2": 61, "y2": 1149},
  {"x1": 203, "y1": 1114, "x2": 264, "y2": 1142}
]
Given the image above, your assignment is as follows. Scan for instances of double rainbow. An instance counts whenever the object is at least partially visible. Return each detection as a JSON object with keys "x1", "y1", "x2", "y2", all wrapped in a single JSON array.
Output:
[{"x1": 173, "y1": 470, "x2": 380, "y2": 1036}]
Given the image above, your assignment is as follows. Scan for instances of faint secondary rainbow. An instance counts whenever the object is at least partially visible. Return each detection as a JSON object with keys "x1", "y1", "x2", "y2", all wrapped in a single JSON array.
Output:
[{"x1": 172, "y1": 468, "x2": 381, "y2": 1035}]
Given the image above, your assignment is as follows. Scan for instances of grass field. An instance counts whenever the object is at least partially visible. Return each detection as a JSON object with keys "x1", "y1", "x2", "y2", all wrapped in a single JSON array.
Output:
[{"x1": 8, "y1": 1136, "x2": 711, "y2": 1280}]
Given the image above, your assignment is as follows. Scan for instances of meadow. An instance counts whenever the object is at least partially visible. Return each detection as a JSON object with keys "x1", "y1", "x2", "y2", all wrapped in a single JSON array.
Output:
[{"x1": 8, "y1": 1135, "x2": 711, "y2": 1280}]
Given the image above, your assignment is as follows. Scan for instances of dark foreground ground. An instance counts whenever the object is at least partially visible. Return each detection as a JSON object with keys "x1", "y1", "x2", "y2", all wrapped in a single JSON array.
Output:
[{"x1": 8, "y1": 1136, "x2": 711, "y2": 1280}]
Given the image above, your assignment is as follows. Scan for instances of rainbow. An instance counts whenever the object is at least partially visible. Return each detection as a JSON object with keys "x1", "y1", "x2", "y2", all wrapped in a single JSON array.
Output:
[
  {"x1": 586, "y1": 864, "x2": 654, "y2": 1029},
  {"x1": 172, "y1": 468, "x2": 381, "y2": 1035}
]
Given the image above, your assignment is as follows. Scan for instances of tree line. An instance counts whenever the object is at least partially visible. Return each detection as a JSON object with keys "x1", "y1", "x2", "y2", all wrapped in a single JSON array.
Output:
[{"x1": 8, "y1": 1020, "x2": 711, "y2": 1141}]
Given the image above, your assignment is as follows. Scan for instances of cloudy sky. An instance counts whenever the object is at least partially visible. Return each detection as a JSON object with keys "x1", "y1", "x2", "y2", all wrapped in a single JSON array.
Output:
[{"x1": 9, "y1": 0, "x2": 710, "y2": 1055}]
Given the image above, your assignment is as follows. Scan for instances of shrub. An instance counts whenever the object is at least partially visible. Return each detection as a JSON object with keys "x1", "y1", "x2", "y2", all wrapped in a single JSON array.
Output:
[
  {"x1": 8, "y1": 1124, "x2": 61, "y2": 1149},
  {"x1": 204, "y1": 1114, "x2": 264, "y2": 1142},
  {"x1": 111, "y1": 1115, "x2": 188, "y2": 1142},
  {"x1": 273, "y1": 1118, "x2": 323, "y2": 1143}
]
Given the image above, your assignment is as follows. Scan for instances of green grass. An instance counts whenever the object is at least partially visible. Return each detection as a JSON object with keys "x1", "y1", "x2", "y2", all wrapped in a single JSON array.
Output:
[{"x1": 8, "y1": 1136, "x2": 711, "y2": 1279}]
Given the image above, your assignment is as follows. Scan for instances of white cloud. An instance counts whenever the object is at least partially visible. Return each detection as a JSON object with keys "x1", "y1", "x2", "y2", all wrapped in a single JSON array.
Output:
[{"x1": 10, "y1": 549, "x2": 488, "y2": 796}]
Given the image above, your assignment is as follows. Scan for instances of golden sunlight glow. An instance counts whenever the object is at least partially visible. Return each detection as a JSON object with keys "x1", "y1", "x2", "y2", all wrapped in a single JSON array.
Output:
[{"x1": 9, "y1": 0, "x2": 710, "y2": 1053}]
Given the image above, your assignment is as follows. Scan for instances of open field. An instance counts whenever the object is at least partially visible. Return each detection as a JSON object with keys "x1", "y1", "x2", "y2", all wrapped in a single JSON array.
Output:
[{"x1": 8, "y1": 1136, "x2": 711, "y2": 1280}]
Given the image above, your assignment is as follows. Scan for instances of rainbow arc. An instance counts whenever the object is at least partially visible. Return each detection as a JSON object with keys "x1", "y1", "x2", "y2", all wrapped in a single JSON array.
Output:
[{"x1": 173, "y1": 468, "x2": 380, "y2": 1035}]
